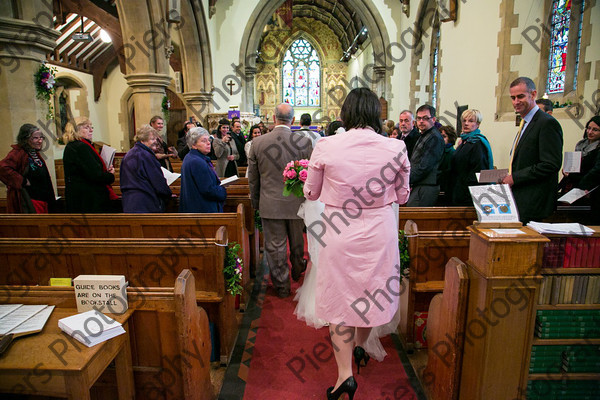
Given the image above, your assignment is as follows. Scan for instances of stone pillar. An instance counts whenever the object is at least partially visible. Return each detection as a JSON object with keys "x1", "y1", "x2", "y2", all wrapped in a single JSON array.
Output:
[
  {"x1": 125, "y1": 73, "x2": 172, "y2": 129},
  {"x1": 182, "y1": 91, "x2": 214, "y2": 126},
  {"x1": 373, "y1": 66, "x2": 388, "y2": 98},
  {"x1": 0, "y1": 1, "x2": 61, "y2": 197},
  {"x1": 243, "y1": 66, "x2": 257, "y2": 114}
]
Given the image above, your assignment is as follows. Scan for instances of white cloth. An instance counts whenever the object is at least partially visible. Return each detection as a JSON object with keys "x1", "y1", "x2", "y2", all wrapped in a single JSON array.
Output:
[{"x1": 294, "y1": 200, "x2": 402, "y2": 361}]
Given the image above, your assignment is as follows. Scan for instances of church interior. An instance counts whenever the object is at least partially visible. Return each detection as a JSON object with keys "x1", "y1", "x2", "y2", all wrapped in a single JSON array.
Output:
[{"x1": 0, "y1": 0, "x2": 599, "y2": 399}]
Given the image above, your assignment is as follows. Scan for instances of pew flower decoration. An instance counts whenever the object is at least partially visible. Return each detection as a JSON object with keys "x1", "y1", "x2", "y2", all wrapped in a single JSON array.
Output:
[
  {"x1": 161, "y1": 95, "x2": 170, "y2": 122},
  {"x1": 282, "y1": 159, "x2": 309, "y2": 198},
  {"x1": 34, "y1": 62, "x2": 58, "y2": 120},
  {"x1": 224, "y1": 242, "x2": 244, "y2": 296},
  {"x1": 398, "y1": 230, "x2": 410, "y2": 282}
]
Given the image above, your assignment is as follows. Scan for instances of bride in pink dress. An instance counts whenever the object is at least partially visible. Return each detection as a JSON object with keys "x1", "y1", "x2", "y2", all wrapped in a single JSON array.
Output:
[{"x1": 297, "y1": 88, "x2": 410, "y2": 399}]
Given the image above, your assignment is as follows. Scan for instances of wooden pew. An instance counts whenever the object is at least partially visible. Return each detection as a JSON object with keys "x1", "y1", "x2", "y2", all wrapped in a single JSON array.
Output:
[
  {"x1": 398, "y1": 206, "x2": 477, "y2": 232},
  {"x1": 0, "y1": 269, "x2": 213, "y2": 400},
  {"x1": 0, "y1": 204, "x2": 253, "y2": 306},
  {"x1": 0, "y1": 228, "x2": 237, "y2": 364},
  {"x1": 424, "y1": 258, "x2": 469, "y2": 400},
  {"x1": 399, "y1": 220, "x2": 470, "y2": 347}
]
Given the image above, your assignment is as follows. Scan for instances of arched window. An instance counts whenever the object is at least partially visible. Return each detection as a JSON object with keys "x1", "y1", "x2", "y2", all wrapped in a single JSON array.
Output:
[
  {"x1": 431, "y1": 26, "x2": 441, "y2": 110},
  {"x1": 282, "y1": 39, "x2": 320, "y2": 107},
  {"x1": 546, "y1": 0, "x2": 584, "y2": 94}
]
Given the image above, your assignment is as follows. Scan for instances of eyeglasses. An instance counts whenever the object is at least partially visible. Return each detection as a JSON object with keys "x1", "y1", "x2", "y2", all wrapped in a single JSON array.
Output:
[
  {"x1": 30, "y1": 136, "x2": 45, "y2": 141},
  {"x1": 416, "y1": 116, "x2": 431, "y2": 121}
]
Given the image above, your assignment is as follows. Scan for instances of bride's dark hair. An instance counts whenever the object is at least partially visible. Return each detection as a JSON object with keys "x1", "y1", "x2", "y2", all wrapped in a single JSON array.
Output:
[{"x1": 340, "y1": 88, "x2": 382, "y2": 134}]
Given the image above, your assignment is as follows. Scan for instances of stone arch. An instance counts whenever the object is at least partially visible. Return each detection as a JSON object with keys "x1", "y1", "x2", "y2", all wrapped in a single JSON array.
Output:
[{"x1": 239, "y1": 0, "x2": 391, "y2": 111}]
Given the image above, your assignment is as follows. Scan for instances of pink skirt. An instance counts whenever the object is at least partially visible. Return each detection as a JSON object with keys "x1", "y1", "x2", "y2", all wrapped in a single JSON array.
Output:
[{"x1": 315, "y1": 203, "x2": 400, "y2": 327}]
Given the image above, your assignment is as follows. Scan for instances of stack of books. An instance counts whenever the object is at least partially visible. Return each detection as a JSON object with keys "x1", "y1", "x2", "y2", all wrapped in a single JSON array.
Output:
[
  {"x1": 538, "y1": 275, "x2": 600, "y2": 305},
  {"x1": 58, "y1": 310, "x2": 125, "y2": 347},
  {"x1": 529, "y1": 344, "x2": 600, "y2": 374},
  {"x1": 542, "y1": 236, "x2": 600, "y2": 268},
  {"x1": 535, "y1": 310, "x2": 600, "y2": 339},
  {"x1": 527, "y1": 379, "x2": 600, "y2": 399}
]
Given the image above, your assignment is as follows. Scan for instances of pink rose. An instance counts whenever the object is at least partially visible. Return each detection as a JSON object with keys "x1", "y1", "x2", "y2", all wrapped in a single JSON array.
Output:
[
  {"x1": 286, "y1": 169, "x2": 297, "y2": 179},
  {"x1": 299, "y1": 169, "x2": 308, "y2": 182},
  {"x1": 287, "y1": 161, "x2": 295, "y2": 169},
  {"x1": 299, "y1": 159, "x2": 309, "y2": 168}
]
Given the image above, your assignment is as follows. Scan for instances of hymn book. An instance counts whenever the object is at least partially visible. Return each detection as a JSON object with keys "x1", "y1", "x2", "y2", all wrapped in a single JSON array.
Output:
[
  {"x1": 58, "y1": 310, "x2": 125, "y2": 347},
  {"x1": 0, "y1": 304, "x2": 55, "y2": 355},
  {"x1": 100, "y1": 144, "x2": 117, "y2": 167}
]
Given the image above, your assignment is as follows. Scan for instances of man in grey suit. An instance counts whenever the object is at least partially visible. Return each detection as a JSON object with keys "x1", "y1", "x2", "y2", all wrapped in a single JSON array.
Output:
[
  {"x1": 502, "y1": 77, "x2": 563, "y2": 223},
  {"x1": 248, "y1": 103, "x2": 313, "y2": 298}
]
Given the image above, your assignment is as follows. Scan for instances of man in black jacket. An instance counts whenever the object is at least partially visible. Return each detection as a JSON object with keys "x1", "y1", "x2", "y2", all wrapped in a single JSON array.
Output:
[{"x1": 398, "y1": 110, "x2": 419, "y2": 159}]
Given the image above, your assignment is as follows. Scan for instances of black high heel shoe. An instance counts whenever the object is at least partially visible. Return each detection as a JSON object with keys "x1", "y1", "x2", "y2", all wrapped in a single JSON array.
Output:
[
  {"x1": 353, "y1": 346, "x2": 370, "y2": 374},
  {"x1": 326, "y1": 376, "x2": 357, "y2": 400}
]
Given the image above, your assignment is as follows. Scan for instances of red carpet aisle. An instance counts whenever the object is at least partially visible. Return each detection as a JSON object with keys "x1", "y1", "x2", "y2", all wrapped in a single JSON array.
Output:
[{"x1": 242, "y1": 277, "x2": 419, "y2": 400}]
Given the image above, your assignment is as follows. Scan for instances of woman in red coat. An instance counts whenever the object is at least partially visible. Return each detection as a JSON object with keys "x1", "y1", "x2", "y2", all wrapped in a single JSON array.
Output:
[{"x1": 0, "y1": 124, "x2": 56, "y2": 213}]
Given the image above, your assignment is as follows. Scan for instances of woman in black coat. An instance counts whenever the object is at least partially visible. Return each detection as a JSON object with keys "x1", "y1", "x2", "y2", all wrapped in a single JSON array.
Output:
[{"x1": 62, "y1": 117, "x2": 116, "y2": 213}]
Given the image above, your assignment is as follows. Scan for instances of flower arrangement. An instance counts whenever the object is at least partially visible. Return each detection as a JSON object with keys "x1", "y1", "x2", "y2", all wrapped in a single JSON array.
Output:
[
  {"x1": 254, "y1": 210, "x2": 263, "y2": 232},
  {"x1": 282, "y1": 159, "x2": 309, "y2": 198},
  {"x1": 398, "y1": 230, "x2": 410, "y2": 282},
  {"x1": 33, "y1": 62, "x2": 58, "y2": 120},
  {"x1": 224, "y1": 242, "x2": 244, "y2": 296},
  {"x1": 161, "y1": 95, "x2": 170, "y2": 121}
]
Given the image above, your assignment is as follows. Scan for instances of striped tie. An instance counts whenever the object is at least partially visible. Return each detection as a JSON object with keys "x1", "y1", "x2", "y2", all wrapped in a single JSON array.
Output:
[{"x1": 509, "y1": 119, "x2": 525, "y2": 174}]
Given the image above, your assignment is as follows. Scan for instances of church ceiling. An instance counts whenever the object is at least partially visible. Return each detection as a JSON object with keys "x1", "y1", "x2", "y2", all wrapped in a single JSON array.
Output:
[{"x1": 263, "y1": 0, "x2": 365, "y2": 56}]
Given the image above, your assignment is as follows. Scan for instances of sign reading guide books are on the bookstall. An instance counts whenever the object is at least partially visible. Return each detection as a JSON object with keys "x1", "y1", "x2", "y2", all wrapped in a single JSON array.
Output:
[
  {"x1": 73, "y1": 275, "x2": 128, "y2": 313},
  {"x1": 468, "y1": 183, "x2": 519, "y2": 223}
]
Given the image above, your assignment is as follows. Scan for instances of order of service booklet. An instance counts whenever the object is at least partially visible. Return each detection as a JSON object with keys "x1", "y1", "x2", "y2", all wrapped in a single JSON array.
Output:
[{"x1": 58, "y1": 310, "x2": 125, "y2": 347}]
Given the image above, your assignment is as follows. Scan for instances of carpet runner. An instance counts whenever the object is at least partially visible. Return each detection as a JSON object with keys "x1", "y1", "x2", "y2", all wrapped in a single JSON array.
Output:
[{"x1": 219, "y1": 262, "x2": 425, "y2": 400}]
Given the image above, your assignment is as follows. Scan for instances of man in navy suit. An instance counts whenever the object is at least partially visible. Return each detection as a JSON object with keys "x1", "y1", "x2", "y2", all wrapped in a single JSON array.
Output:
[{"x1": 502, "y1": 77, "x2": 563, "y2": 223}]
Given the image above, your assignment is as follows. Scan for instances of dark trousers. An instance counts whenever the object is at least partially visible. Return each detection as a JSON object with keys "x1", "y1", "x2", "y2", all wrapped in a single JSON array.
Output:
[{"x1": 262, "y1": 218, "x2": 305, "y2": 292}]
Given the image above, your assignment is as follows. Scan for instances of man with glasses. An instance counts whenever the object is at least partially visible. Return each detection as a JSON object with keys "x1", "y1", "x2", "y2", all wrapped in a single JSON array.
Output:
[{"x1": 406, "y1": 105, "x2": 445, "y2": 206}]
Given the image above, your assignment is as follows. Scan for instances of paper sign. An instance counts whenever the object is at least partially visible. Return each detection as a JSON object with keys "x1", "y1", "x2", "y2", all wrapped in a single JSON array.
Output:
[
  {"x1": 478, "y1": 169, "x2": 508, "y2": 183},
  {"x1": 563, "y1": 151, "x2": 582, "y2": 173},
  {"x1": 73, "y1": 275, "x2": 128, "y2": 314},
  {"x1": 468, "y1": 184, "x2": 520, "y2": 223},
  {"x1": 220, "y1": 175, "x2": 239, "y2": 186}
]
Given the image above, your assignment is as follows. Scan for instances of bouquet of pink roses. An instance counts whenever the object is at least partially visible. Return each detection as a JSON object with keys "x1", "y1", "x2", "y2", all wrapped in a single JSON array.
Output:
[{"x1": 282, "y1": 159, "x2": 309, "y2": 197}]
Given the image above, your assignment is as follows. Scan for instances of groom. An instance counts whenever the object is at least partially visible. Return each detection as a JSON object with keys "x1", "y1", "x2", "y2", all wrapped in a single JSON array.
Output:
[{"x1": 248, "y1": 103, "x2": 313, "y2": 298}]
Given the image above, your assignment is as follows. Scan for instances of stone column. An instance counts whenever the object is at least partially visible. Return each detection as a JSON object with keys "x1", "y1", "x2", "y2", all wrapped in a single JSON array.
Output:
[
  {"x1": 124, "y1": 73, "x2": 172, "y2": 129},
  {"x1": 372, "y1": 66, "x2": 388, "y2": 98},
  {"x1": 0, "y1": 2, "x2": 61, "y2": 197},
  {"x1": 243, "y1": 66, "x2": 257, "y2": 114},
  {"x1": 182, "y1": 91, "x2": 214, "y2": 126}
]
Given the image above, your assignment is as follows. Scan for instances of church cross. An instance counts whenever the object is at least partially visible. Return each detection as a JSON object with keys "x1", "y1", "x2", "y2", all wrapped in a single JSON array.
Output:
[{"x1": 227, "y1": 80, "x2": 235, "y2": 95}]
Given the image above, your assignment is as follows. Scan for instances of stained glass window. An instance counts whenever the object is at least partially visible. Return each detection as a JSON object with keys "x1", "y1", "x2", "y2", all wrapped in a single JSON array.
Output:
[
  {"x1": 282, "y1": 39, "x2": 320, "y2": 107},
  {"x1": 572, "y1": 0, "x2": 585, "y2": 90},
  {"x1": 431, "y1": 28, "x2": 440, "y2": 109},
  {"x1": 547, "y1": 0, "x2": 572, "y2": 94}
]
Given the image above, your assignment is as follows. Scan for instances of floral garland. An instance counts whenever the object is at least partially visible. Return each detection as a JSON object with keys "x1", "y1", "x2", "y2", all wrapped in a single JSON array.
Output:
[
  {"x1": 33, "y1": 62, "x2": 57, "y2": 120},
  {"x1": 161, "y1": 95, "x2": 170, "y2": 122},
  {"x1": 398, "y1": 230, "x2": 410, "y2": 283},
  {"x1": 224, "y1": 242, "x2": 244, "y2": 296},
  {"x1": 282, "y1": 159, "x2": 309, "y2": 198},
  {"x1": 254, "y1": 210, "x2": 263, "y2": 232}
]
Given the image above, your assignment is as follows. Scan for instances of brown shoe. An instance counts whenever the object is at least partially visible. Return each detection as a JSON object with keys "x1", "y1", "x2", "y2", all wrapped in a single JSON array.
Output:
[{"x1": 292, "y1": 258, "x2": 308, "y2": 282}]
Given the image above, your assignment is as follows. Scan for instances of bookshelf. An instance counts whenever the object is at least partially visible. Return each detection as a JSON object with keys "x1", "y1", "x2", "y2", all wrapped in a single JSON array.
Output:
[{"x1": 526, "y1": 228, "x2": 600, "y2": 399}]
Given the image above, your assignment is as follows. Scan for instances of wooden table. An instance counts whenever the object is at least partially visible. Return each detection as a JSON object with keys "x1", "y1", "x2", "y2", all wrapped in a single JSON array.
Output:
[{"x1": 0, "y1": 308, "x2": 134, "y2": 399}]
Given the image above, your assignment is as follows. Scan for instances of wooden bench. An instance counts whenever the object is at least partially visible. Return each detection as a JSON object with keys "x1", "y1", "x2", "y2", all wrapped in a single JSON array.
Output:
[
  {"x1": 399, "y1": 220, "x2": 471, "y2": 346},
  {"x1": 0, "y1": 204, "x2": 254, "y2": 306},
  {"x1": 398, "y1": 206, "x2": 477, "y2": 232},
  {"x1": 0, "y1": 228, "x2": 237, "y2": 364},
  {"x1": 0, "y1": 269, "x2": 213, "y2": 400}
]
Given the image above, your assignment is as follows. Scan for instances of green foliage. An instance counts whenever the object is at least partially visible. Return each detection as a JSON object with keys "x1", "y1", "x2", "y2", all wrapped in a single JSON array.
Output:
[
  {"x1": 254, "y1": 210, "x2": 263, "y2": 232},
  {"x1": 161, "y1": 95, "x2": 170, "y2": 121},
  {"x1": 33, "y1": 62, "x2": 57, "y2": 121},
  {"x1": 398, "y1": 230, "x2": 410, "y2": 282},
  {"x1": 224, "y1": 242, "x2": 244, "y2": 296}
]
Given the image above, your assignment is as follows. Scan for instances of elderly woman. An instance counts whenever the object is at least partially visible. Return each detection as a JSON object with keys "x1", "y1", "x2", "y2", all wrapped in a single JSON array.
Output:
[
  {"x1": 180, "y1": 127, "x2": 227, "y2": 213},
  {"x1": 447, "y1": 109, "x2": 494, "y2": 206},
  {"x1": 120, "y1": 125, "x2": 172, "y2": 213},
  {"x1": 0, "y1": 124, "x2": 56, "y2": 213},
  {"x1": 213, "y1": 122, "x2": 239, "y2": 177},
  {"x1": 63, "y1": 116, "x2": 116, "y2": 213},
  {"x1": 559, "y1": 116, "x2": 600, "y2": 197}
]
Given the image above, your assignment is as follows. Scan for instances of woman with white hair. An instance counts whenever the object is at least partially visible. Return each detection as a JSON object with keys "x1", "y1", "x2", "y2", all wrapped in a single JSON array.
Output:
[
  {"x1": 180, "y1": 127, "x2": 227, "y2": 213},
  {"x1": 120, "y1": 124, "x2": 172, "y2": 213}
]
